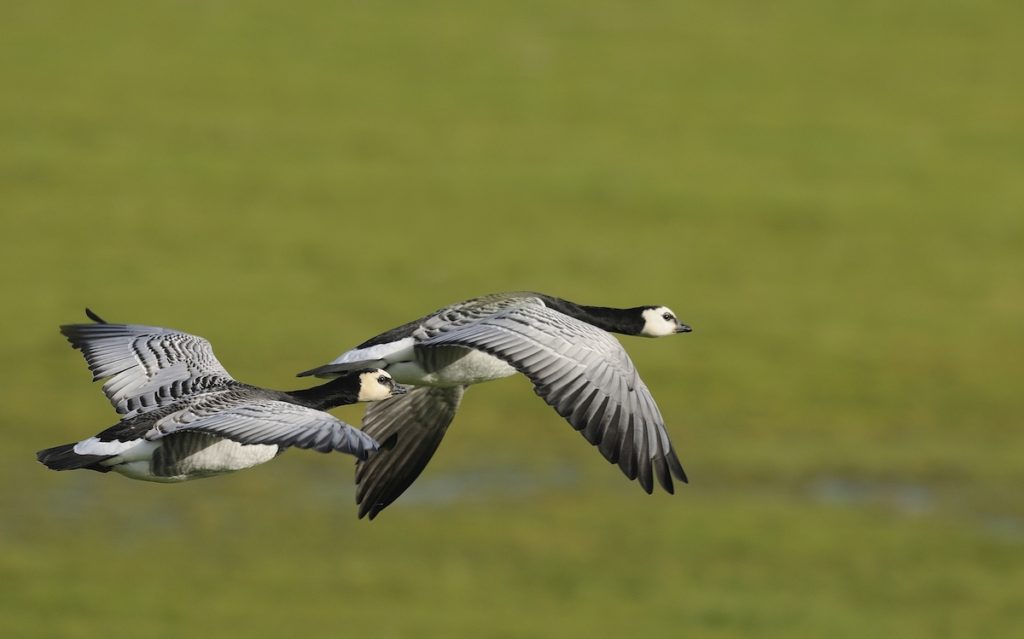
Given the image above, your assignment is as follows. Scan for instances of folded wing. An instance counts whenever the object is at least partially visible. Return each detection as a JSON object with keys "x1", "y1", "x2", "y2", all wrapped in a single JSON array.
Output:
[{"x1": 150, "y1": 395, "x2": 379, "y2": 458}]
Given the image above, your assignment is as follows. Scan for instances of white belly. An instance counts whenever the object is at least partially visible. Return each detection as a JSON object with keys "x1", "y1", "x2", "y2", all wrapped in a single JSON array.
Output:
[
  {"x1": 111, "y1": 438, "x2": 279, "y2": 482},
  {"x1": 115, "y1": 460, "x2": 181, "y2": 483},
  {"x1": 390, "y1": 348, "x2": 517, "y2": 387},
  {"x1": 173, "y1": 439, "x2": 279, "y2": 476}
]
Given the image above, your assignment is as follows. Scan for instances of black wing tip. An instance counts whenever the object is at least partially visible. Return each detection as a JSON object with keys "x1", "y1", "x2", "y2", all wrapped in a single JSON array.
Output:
[
  {"x1": 58, "y1": 324, "x2": 93, "y2": 350},
  {"x1": 655, "y1": 463, "x2": 675, "y2": 494},
  {"x1": 654, "y1": 456, "x2": 688, "y2": 492},
  {"x1": 59, "y1": 308, "x2": 117, "y2": 341},
  {"x1": 355, "y1": 487, "x2": 399, "y2": 520},
  {"x1": 85, "y1": 308, "x2": 108, "y2": 324},
  {"x1": 356, "y1": 502, "x2": 384, "y2": 520},
  {"x1": 668, "y1": 449, "x2": 688, "y2": 484},
  {"x1": 654, "y1": 463, "x2": 688, "y2": 492},
  {"x1": 59, "y1": 308, "x2": 107, "y2": 336},
  {"x1": 296, "y1": 364, "x2": 337, "y2": 378}
]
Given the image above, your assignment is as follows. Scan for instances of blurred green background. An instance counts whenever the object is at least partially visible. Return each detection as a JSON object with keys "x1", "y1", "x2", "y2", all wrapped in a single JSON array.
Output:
[{"x1": 2, "y1": 1, "x2": 1022, "y2": 637}]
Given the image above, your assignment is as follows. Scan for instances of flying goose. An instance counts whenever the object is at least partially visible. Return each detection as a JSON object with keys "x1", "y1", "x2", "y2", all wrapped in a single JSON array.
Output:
[
  {"x1": 37, "y1": 310, "x2": 406, "y2": 482},
  {"x1": 298, "y1": 291, "x2": 692, "y2": 519}
]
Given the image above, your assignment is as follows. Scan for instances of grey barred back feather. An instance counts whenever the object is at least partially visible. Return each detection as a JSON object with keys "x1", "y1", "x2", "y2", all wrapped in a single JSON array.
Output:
[{"x1": 146, "y1": 390, "x2": 379, "y2": 458}]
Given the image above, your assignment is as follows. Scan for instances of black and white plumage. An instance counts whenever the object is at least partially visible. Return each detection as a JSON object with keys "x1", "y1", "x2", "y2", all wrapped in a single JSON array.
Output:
[
  {"x1": 298, "y1": 292, "x2": 693, "y2": 519},
  {"x1": 37, "y1": 310, "x2": 405, "y2": 482}
]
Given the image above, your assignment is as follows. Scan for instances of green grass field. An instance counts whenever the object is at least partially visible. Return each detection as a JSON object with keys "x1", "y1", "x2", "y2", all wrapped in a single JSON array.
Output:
[{"x1": 2, "y1": 1, "x2": 1022, "y2": 637}]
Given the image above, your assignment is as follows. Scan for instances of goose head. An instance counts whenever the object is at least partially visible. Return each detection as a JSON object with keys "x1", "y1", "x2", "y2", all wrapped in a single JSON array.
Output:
[
  {"x1": 356, "y1": 369, "x2": 409, "y2": 402},
  {"x1": 640, "y1": 306, "x2": 692, "y2": 337}
]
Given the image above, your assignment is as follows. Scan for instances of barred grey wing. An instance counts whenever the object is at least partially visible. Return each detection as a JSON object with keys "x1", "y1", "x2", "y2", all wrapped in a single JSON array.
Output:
[
  {"x1": 60, "y1": 321, "x2": 235, "y2": 418},
  {"x1": 418, "y1": 304, "x2": 687, "y2": 493},
  {"x1": 149, "y1": 396, "x2": 379, "y2": 459}
]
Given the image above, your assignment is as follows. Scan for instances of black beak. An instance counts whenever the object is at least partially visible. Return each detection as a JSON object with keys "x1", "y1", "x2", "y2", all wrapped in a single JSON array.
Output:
[
  {"x1": 391, "y1": 383, "x2": 410, "y2": 395},
  {"x1": 676, "y1": 322, "x2": 693, "y2": 334}
]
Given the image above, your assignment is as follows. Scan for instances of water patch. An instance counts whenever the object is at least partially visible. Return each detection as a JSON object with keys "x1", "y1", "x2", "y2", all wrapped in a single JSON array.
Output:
[
  {"x1": 400, "y1": 464, "x2": 582, "y2": 506},
  {"x1": 807, "y1": 475, "x2": 1024, "y2": 542},
  {"x1": 979, "y1": 514, "x2": 1024, "y2": 542},
  {"x1": 808, "y1": 476, "x2": 935, "y2": 515}
]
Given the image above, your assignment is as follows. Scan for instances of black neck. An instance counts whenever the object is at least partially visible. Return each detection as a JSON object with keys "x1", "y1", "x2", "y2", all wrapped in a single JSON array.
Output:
[
  {"x1": 286, "y1": 376, "x2": 358, "y2": 411},
  {"x1": 540, "y1": 295, "x2": 646, "y2": 335}
]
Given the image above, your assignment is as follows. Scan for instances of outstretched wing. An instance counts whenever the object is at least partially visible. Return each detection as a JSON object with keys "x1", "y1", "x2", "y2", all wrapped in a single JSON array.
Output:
[
  {"x1": 297, "y1": 293, "x2": 546, "y2": 377},
  {"x1": 150, "y1": 395, "x2": 379, "y2": 458},
  {"x1": 418, "y1": 304, "x2": 687, "y2": 494},
  {"x1": 354, "y1": 386, "x2": 465, "y2": 519},
  {"x1": 61, "y1": 312, "x2": 235, "y2": 418}
]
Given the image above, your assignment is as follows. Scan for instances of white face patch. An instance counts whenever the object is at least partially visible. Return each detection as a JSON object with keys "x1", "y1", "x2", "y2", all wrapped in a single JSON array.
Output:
[
  {"x1": 640, "y1": 306, "x2": 681, "y2": 337},
  {"x1": 357, "y1": 370, "x2": 396, "y2": 402}
]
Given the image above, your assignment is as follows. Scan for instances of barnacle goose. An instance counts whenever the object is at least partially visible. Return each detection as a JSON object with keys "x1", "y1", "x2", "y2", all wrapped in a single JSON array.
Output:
[
  {"x1": 37, "y1": 310, "x2": 406, "y2": 482},
  {"x1": 298, "y1": 292, "x2": 692, "y2": 518}
]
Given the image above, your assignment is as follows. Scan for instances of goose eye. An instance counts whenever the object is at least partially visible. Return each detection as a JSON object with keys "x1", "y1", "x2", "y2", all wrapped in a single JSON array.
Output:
[
  {"x1": 377, "y1": 375, "x2": 389, "y2": 385},
  {"x1": 662, "y1": 312, "x2": 673, "y2": 321}
]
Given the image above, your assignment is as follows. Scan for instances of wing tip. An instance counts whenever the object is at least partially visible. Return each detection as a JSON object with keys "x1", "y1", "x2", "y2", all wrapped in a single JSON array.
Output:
[
  {"x1": 639, "y1": 476, "x2": 654, "y2": 494},
  {"x1": 85, "y1": 308, "x2": 108, "y2": 324},
  {"x1": 60, "y1": 308, "x2": 109, "y2": 337},
  {"x1": 297, "y1": 361, "x2": 381, "y2": 378},
  {"x1": 356, "y1": 501, "x2": 383, "y2": 520},
  {"x1": 296, "y1": 362, "x2": 344, "y2": 376}
]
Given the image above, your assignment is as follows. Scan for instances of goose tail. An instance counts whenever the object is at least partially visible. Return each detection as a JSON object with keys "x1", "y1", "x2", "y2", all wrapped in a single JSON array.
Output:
[{"x1": 36, "y1": 443, "x2": 112, "y2": 473}]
